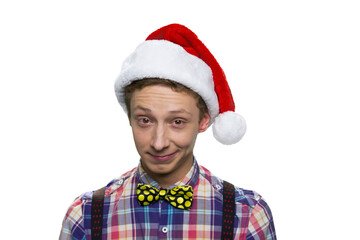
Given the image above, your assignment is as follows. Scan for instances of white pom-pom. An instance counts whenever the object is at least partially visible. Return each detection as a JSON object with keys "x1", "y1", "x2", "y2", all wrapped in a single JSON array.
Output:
[{"x1": 212, "y1": 111, "x2": 246, "y2": 145}]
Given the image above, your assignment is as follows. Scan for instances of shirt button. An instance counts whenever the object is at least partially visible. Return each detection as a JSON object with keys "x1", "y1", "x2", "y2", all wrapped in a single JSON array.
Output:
[
  {"x1": 118, "y1": 179, "x2": 123, "y2": 185},
  {"x1": 215, "y1": 184, "x2": 222, "y2": 190},
  {"x1": 162, "y1": 227, "x2": 168, "y2": 233}
]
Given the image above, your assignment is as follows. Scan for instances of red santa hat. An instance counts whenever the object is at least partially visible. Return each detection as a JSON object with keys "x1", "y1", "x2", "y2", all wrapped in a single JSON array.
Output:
[{"x1": 114, "y1": 23, "x2": 246, "y2": 144}]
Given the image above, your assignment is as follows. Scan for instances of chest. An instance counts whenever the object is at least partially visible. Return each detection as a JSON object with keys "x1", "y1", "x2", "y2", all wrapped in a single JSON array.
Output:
[{"x1": 83, "y1": 182, "x2": 249, "y2": 240}]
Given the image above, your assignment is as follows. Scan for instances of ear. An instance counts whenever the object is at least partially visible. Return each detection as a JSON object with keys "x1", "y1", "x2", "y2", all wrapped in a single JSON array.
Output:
[{"x1": 198, "y1": 112, "x2": 210, "y2": 133}]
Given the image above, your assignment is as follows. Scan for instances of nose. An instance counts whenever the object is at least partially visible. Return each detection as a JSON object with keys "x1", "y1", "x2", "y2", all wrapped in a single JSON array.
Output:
[{"x1": 150, "y1": 124, "x2": 170, "y2": 151}]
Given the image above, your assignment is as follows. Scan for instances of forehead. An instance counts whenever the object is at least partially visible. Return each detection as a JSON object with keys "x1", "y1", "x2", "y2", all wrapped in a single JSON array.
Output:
[{"x1": 130, "y1": 85, "x2": 199, "y2": 114}]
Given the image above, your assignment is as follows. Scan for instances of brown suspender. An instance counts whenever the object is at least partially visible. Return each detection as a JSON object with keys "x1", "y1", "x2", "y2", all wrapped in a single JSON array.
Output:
[{"x1": 90, "y1": 181, "x2": 235, "y2": 239}]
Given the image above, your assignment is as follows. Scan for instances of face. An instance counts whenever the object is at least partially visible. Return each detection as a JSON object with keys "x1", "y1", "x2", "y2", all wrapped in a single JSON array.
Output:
[{"x1": 129, "y1": 85, "x2": 210, "y2": 186}]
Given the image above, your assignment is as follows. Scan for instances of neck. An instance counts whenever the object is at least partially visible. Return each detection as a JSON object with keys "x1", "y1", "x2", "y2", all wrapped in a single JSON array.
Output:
[{"x1": 141, "y1": 156, "x2": 194, "y2": 189}]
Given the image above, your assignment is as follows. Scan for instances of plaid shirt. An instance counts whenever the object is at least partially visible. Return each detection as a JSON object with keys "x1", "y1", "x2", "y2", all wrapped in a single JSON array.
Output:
[{"x1": 60, "y1": 159, "x2": 276, "y2": 240}]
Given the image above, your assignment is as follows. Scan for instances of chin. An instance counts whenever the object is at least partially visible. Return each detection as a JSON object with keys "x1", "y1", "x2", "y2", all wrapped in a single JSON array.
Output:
[
  {"x1": 141, "y1": 163, "x2": 174, "y2": 179},
  {"x1": 140, "y1": 150, "x2": 193, "y2": 178},
  {"x1": 142, "y1": 154, "x2": 180, "y2": 173}
]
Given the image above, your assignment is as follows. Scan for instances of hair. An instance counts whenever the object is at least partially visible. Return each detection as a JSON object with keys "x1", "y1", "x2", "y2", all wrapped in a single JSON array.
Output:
[{"x1": 124, "y1": 78, "x2": 208, "y2": 121}]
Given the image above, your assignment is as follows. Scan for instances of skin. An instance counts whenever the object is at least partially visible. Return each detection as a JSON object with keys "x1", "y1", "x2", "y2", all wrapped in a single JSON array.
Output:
[{"x1": 129, "y1": 85, "x2": 210, "y2": 188}]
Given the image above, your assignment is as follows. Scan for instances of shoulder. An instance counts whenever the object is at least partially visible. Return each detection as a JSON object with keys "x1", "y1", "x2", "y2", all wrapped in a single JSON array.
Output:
[
  {"x1": 59, "y1": 167, "x2": 138, "y2": 238},
  {"x1": 198, "y1": 164, "x2": 273, "y2": 210},
  {"x1": 79, "y1": 167, "x2": 137, "y2": 200},
  {"x1": 198, "y1": 165, "x2": 276, "y2": 238}
]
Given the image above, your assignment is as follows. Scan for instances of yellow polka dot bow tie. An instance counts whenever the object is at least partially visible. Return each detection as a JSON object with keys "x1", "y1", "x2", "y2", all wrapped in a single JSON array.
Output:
[{"x1": 137, "y1": 183, "x2": 193, "y2": 210}]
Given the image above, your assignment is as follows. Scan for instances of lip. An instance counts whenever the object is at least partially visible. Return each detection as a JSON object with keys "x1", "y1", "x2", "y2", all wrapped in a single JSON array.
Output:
[{"x1": 148, "y1": 151, "x2": 178, "y2": 162}]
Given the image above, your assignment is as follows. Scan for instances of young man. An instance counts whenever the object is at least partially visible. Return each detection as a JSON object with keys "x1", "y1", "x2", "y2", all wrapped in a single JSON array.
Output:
[{"x1": 60, "y1": 24, "x2": 276, "y2": 240}]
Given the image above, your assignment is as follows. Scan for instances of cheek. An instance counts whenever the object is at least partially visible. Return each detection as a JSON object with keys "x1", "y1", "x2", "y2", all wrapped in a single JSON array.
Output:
[
  {"x1": 171, "y1": 128, "x2": 198, "y2": 147},
  {"x1": 132, "y1": 128, "x2": 150, "y2": 149}
]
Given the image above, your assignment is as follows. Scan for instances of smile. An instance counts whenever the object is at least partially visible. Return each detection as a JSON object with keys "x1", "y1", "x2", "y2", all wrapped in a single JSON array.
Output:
[{"x1": 148, "y1": 152, "x2": 178, "y2": 161}]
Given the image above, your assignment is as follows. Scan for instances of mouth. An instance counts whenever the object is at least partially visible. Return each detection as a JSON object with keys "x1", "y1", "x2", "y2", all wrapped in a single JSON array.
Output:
[{"x1": 148, "y1": 151, "x2": 178, "y2": 162}]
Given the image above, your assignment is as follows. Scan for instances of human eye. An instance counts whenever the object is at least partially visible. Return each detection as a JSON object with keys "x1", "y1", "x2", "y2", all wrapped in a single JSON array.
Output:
[
  {"x1": 137, "y1": 117, "x2": 152, "y2": 126},
  {"x1": 172, "y1": 119, "x2": 186, "y2": 128}
]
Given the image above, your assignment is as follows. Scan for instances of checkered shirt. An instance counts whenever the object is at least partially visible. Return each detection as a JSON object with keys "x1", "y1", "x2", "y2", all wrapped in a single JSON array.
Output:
[{"x1": 59, "y1": 159, "x2": 276, "y2": 239}]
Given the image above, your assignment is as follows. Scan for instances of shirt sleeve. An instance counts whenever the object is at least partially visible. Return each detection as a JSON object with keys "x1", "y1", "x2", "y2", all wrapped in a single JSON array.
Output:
[
  {"x1": 246, "y1": 197, "x2": 276, "y2": 240},
  {"x1": 59, "y1": 197, "x2": 86, "y2": 240}
]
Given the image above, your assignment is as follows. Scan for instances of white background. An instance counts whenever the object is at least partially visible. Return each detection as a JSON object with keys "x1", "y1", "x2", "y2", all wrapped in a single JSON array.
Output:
[{"x1": 1, "y1": 1, "x2": 359, "y2": 239}]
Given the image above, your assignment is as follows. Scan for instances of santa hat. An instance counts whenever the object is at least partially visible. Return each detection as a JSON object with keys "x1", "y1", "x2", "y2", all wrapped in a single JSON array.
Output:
[{"x1": 114, "y1": 23, "x2": 246, "y2": 144}]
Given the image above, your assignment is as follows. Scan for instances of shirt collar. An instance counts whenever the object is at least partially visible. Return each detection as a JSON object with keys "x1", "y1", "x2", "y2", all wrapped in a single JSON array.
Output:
[{"x1": 136, "y1": 157, "x2": 199, "y2": 190}]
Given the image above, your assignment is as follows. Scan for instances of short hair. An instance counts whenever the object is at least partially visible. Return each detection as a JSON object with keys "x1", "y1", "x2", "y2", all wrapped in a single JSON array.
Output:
[{"x1": 124, "y1": 78, "x2": 208, "y2": 121}]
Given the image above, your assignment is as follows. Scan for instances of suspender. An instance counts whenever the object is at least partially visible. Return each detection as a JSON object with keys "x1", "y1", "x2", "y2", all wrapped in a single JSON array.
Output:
[
  {"x1": 91, "y1": 186, "x2": 106, "y2": 240},
  {"x1": 90, "y1": 181, "x2": 235, "y2": 240},
  {"x1": 221, "y1": 180, "x2": 235, "y2": 240}
]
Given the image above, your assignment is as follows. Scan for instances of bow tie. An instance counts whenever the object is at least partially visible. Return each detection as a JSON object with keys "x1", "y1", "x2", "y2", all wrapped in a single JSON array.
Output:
[{"x1": 137, "y1": 183, "x2": 193, "y2": 210}]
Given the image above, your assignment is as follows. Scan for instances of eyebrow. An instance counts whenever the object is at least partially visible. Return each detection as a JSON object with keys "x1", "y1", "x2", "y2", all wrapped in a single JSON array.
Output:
[
  {"x1": 133, "y1": 106, "x2": 152, "y2": 113},
  {"x1": 169, "y1": 109, "x2": 192, "y2": 116},
  {"x1": 133, "y1": 106, "x2": 192, "y2": 116}
]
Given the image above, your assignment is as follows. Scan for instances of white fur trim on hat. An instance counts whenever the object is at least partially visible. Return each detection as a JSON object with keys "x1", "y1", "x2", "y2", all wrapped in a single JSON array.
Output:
[
  {"x1": 212, "y1": 111, "x2": 246, "y2": 145},
  {"x1": 114, "y1": 40, "x2": 219, "y2": 123}
]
